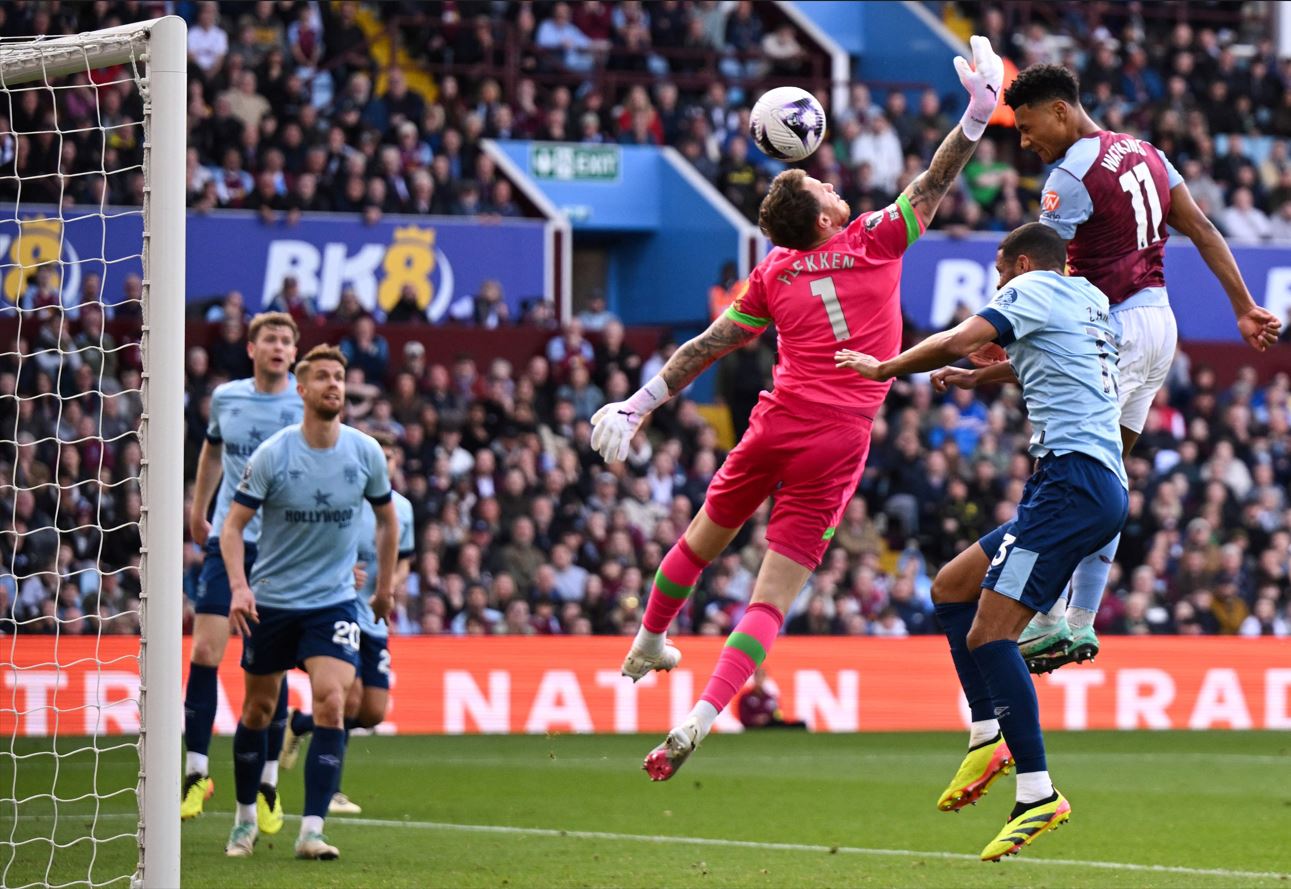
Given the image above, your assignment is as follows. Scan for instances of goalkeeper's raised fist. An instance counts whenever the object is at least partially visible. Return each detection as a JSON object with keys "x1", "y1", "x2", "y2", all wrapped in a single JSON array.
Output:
[{"x1": 955, "y1": 35, "x2": 1004, "y2": 141}]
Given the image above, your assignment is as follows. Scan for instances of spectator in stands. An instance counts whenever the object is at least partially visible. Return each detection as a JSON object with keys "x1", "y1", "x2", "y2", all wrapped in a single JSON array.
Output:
[
  {"x1": 1221, "y1": 187, "x2": 1273, "y2": 243},
  {"x1": 718, "y1": 136, "x2": 758, "y2": 219},
  {"x1": 1269, "y1": 202, "x2": 1291, "y2": 243},
  {"x1": 266, "y1": 275, "x2": 315, "y2": 324},
  {"x1": 555, "y1": 359, "x2": 603, "y2": 421},
  {"x1": 472, "y1": 280, "x2": 510, "y2": 329},
  {"x1": 850, "y1": 114, "x2": 904, "y2": 195},
  {"x1": 546, "y1": 318, "x2": 595, "y2": 368},
  {"x1": 536, "y1": 2, "x2": 596, "y2": 73},
  {"x1": 188, "y1": 2, "x2": 229, "y2": 81},
  {"x1": 221, "y1": 71, "x2": 270, "y2": 132},
  {"x1": 486, "y1": 179, "x2": 522, "y2": 217},
  {"x1": 576, "y1": 293, "x2": 618, "y2": 332},
  {"x1": 339, "y1": 315, "x2": 390, "y2": 384}
]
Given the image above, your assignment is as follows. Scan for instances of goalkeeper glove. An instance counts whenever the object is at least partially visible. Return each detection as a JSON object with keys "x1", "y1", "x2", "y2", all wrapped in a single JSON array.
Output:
[
  {"x1": 955, "y1": 35, "x2": 1004, "y2": 141},
  {"x1": 590, "y1": 375, "x2": 670, "y2": 463}
]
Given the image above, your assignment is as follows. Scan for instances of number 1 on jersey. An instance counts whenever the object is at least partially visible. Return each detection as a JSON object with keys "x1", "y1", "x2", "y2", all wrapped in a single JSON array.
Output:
[{"x1": 811, "y1": 276, "x2": 851, "y2": 341}]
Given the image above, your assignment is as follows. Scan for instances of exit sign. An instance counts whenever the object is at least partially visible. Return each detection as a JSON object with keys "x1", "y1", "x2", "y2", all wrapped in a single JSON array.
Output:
[{"x1": 529, "y1": 143, "x2": 621, "y2": 182}]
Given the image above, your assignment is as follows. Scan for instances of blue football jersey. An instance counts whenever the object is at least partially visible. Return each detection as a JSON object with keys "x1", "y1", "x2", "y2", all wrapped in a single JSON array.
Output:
[
  {"x1": 354, "y1": 490, "x2": 415, "y2": 638},
  {"x1": 977, "y1": 269, "x2": 1127, "y2": 488},
  {"x1": 234, "y1": 424, "x2": 392, "y2": 610},
  {"x1": 206, "y1": 378, "x2": 303, "y2": 543}
]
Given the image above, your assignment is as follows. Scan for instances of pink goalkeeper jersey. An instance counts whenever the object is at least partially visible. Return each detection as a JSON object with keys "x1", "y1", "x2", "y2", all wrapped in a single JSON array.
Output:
[{"x1": 726, "y1": 194, "x2": 924, "y2": 416}]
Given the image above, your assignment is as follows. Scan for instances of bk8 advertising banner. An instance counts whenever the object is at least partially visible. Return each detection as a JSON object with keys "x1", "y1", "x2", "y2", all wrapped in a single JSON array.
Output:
[
  {"x1": 0, "y1": 210, "x2": 547, "y2": 322},
  {"x1": 5, "y1": 637, "x2": 1290, "y2": 737}
]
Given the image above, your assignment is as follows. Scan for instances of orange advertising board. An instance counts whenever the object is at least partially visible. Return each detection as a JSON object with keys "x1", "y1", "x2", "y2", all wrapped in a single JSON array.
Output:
[{"x1": 4, "y1": 636, "x2": 1290, "y2": 736}]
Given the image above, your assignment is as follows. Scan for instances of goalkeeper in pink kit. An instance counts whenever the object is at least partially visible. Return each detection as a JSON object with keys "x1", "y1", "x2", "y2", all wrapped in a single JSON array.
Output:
[{"x1": 590, "y1": 37, "x2": 1005, "y2": 778}]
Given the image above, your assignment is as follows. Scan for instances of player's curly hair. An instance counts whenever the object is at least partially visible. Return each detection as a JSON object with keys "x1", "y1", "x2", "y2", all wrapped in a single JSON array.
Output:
[
  {"x1": 758, "y1": 169, "x2": 821, "y2": 251},
  {"x1": 1003, "y1": 64, "x2": 1080, "y2": 110}
]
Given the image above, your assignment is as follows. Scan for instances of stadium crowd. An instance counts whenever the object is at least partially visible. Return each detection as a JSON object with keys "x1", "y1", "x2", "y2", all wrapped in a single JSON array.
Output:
[
  {"x1": 179, "y1": 318, "x2": 1291, "y2": 640},
  {"x1": 5, "y1": 1, "x2": 1291, "y2": 237},
  {"x1": 1, "y1": 1, "x2": 1289, "y2": 640},
  {"x1": 6, "y1": 289, "x2": 1291, "y2": 640}
]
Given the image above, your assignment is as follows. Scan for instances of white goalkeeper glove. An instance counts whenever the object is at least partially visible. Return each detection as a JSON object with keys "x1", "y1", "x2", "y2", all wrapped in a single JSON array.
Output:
[
  {"x1": 590, "y1": 375, "x2": 670, "y2": 463},
  {"x1": 954, "y1": 35, "x2": 1004, "y2": 141}
]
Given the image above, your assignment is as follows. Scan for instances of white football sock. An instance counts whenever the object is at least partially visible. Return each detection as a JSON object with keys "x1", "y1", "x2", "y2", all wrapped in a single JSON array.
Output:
[
  {"x1": 1030, "y1": 594, "x2": 1067, "y2": 628},
  {"x1": 1016, "y1": 770, "x2": 1054, "y2": 804},
  {"x1": 186, "y1": 752, "x2": 209, "y2": 777},
  {"x1": 236, "y1": 803, "x2": 257, "y2": 826},
  {"x1": 687, "y1": 700, "x2": 720, "y2": 739},
  {"x1": 300, "y1": 815, "x2": 324, "y2": 838},
  {"x1": 260, "y1": 760, "x2": 279, "y2": 787},
  {"x1": 969, "y1": 719, "x2": 1001, "y2": 748},
  {"x1": 1067, "y1": 606, "x2": 1096, "y2": 629},
  {"x1": 634, "y1": 627, "x2": 665, "y2": 658}
]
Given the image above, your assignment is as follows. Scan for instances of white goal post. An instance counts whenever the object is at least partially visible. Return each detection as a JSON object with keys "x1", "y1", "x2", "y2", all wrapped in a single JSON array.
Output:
[{"x1": 0, "y1": 15, "x2": 184, "y2": 889}]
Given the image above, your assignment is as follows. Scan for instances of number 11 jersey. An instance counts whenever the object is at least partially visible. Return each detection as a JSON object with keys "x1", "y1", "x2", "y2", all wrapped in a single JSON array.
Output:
[
  {"x1": 1038, "y1": 131, "x2": 1183, "y2": 308},
  {"x1": 725, "y1": 193, "x2": 925, "y2": 416}
]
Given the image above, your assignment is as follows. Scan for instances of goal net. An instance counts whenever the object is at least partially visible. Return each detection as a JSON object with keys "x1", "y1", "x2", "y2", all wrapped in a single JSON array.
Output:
[{"x1": 0, "y1": 17, "x2": 185, "y2": 889}]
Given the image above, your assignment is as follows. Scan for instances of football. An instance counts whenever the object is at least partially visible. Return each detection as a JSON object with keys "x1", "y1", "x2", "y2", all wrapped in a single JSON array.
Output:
[{"x1": 749, "y1": 86, "x2": 827, "y2": 162}]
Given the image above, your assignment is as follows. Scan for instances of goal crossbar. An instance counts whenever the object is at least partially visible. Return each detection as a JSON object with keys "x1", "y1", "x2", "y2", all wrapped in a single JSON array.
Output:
[{"x1": 0, "y1": 21, "x2": 160, "y2": 86}]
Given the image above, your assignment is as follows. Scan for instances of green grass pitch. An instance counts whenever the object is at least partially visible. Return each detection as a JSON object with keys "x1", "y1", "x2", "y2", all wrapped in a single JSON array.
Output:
[{"x1": 4, "y1": 731, "x2": 1290, "y2": 888}]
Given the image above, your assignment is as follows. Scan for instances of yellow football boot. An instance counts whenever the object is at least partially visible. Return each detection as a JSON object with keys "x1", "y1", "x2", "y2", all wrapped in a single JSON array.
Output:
[
  {"x1": 256, "y1": 783, "x2": 285, "y2": 835},
  {"x1": 937, "y1": 735, "x2": 1014, "y2": 812},
  {"x1": 981, "y1": 791, "x2": 1071, "y2": 861},
  {"x1": 180, "y1": 773, "x2": 214, "y2": 821}
]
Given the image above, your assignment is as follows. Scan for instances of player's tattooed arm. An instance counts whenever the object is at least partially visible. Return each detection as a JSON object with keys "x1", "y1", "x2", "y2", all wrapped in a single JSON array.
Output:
[
  {"x1": 660, "y1": 315, "x2": 762, "y2": 395},
  {"x1": 901, "y1": 126, "x2": 979, "y2": 227}
]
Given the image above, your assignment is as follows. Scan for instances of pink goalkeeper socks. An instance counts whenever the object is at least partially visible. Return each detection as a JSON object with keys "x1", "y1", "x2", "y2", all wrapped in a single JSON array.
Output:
[
  {"x1": 699, "y1": 602, "x2": 784, "y2": 712},
  {"x1": 642, "y1": 536, "x2": 709, "y2": 634}
]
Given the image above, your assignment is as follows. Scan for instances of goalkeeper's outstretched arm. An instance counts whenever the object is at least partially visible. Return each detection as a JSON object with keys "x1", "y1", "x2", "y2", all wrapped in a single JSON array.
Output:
[
  {"x1": 590, "y1": 315, "x2": 760, "y2": 463},
  {"x1": 902, "y1": 35, "x2": 1003, "y2": 228}
]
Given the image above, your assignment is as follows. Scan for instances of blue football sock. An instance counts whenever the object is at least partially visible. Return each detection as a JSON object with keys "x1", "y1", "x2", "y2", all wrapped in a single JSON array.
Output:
[
  {"x1": 935, "y1": 602, "x2": 995, "y2": 723},
  {"x1": 232, "y1": 722, "x2": 268, "y2": 806},
  {"x1": 265, "y1": 680, "x2": 289, "y2": 764},
  {"x1": 290, "y1": 709, "x2": 315, "y2": 736},
  {"x1": 970, "y1": 639, "x2": 1047, "y2": 773},
  {"x1": 304, "y1": 727, "x2": 347, "y2": 819},
  {"x1": 1069, "y1": 533, "x2": 1119, "y2": 615},
  {"x1": 183, "y1": 663, "x2": 218, "y2": 762}
]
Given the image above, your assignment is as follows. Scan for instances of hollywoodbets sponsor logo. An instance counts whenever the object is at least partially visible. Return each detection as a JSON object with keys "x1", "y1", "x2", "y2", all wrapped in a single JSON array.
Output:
[{"x1": 283, "y1": 507, "x2": 355, "y2": 525}]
